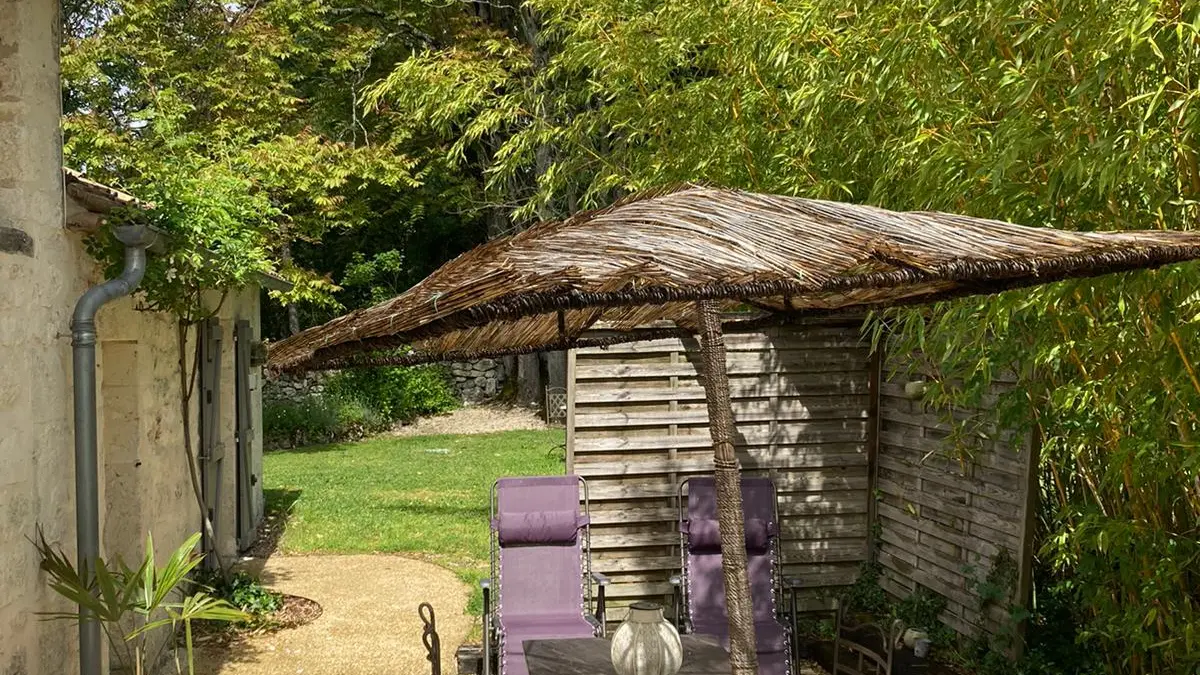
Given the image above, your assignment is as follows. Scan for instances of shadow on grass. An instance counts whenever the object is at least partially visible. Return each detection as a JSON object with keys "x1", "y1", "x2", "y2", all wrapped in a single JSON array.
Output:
[
  {"x1": 371, "y1": 499, "x2": 489, "y2": 520},
  {"x1": 265, "y1": 433, "x2": 468, "y2": 455},
  {"x1": 265, "y1": 441, "x2": 356, "y2": 455},
  {"x1": 242, "y1": 488, "x2": 303, "y2": 560},
  {"x1": 266, "y1": 427, "x2": 563, "y2": 456},
  {"x1": 266, "y1": 487, "x2": 303, "y2": 513}
]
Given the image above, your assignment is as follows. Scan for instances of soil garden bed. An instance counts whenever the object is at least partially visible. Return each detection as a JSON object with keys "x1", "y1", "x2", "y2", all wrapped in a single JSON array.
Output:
[{"x1": 194, "y1": 594, "x2": 323, "y2": 646}]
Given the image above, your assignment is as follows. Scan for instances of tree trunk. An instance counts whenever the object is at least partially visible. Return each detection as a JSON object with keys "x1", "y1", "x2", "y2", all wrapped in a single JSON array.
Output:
[
  {"x1": 282, "y1": 243, "x2": 300, "y2": 335},
  {"x1": 694, "y1": 300, "x2": 758, "y2": 675},
  {"x1": 545, "y1": 350, "x2": 567, "y2": 390},
  {"x1": 516, "y1": 353, "x2": 544, "y2": 407}
]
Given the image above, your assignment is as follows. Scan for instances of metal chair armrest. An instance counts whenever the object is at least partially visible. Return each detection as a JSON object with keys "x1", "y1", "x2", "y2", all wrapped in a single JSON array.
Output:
[
  {"x1": 589, "y1": 572, "x2": 609, "y2": 635},
  {"x1": 480, "y1": 579, "x2": 492, "y2": 675},
  {"x1": 668, "y1": 574, "x2": 687, "y2": 633},
  {"x1": 778, "y1": 576, "x2": 802, "y2": 662}
]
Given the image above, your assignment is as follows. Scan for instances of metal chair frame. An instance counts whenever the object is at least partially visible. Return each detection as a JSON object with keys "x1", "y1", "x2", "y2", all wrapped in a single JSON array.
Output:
[
  {"x1": 480, "y1": 475, "x2": 608, "y2": 675},
  {"x1": 831, "y1": 597, "x2": 906, "y2": 675},
  {"x1": 669, "y1": 476, "x2": 801, "y2": 669},
  {"x1": 419, "y1": 602, "x2": 441, "y2": 675}
]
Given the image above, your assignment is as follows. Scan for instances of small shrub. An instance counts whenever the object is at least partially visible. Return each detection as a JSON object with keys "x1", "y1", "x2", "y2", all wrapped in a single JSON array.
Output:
[
  {"x1": 36, "y1": 531, "x2": 247, "y2": 675},
  {"x1": 264, "y1": 366, "x2": 457, "y2": 448},
  {"x1": 841, "y1": 560, "x2": 891, "y2": 616},
  {"x1": 263, "y1": 394, "x2": 393, "y2": 447},
  {"x1": 329, "y1": 395, "x2": 388, "y2": 439},
  {"x1": 226, "y1": 576, "x2": 281, "y2": 616},
  {"x1": 1018, "y1": 569, "x2": 1105, "y2": 675},
  {"x1": 794, "y1": 616, "x2": 836, "y2": 641},
  {"x1": 893, "y1": 586, "x2": 956, "y2": 646},
  {"x1": 195, "y1": 571, "x2": 282, "y2": 629},
  {"x1": 325, "y1": 365, "x2": 458, "y2": 424},
  {"x1": 263, "y1": 395, "x2": 340, "y2": 447}
]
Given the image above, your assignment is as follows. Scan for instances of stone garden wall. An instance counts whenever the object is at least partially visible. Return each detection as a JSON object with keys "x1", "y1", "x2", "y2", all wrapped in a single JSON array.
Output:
[
  {"x1": 448, "y1": 358, "x2": 509, "y2": 403},
  {"x1": 264, "y1": 371, "x2": 328, "y2": 402},
  {"x1": 265, "y1": 359, "x2": 509, "y2": 404}
]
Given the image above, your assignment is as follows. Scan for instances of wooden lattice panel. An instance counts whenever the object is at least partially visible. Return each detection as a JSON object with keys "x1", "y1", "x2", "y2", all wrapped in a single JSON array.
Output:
[
  {"x1": 567, "y1": 317, "x2": 874, "y2": 625},
  {"x1": 876, "y1": 369, "x2": 1036, "y2": 641}
]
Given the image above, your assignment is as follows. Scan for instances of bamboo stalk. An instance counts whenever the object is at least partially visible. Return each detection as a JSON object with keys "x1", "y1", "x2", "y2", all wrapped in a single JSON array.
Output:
[{"x1": 1169, "y1": 330, "x2": 1200, "y2": 396}]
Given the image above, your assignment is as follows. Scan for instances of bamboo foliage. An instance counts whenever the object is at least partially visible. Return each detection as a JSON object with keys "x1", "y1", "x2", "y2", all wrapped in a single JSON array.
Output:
[{"x1": 888, "y1": 271, "x2": 1200, "y2": 673}]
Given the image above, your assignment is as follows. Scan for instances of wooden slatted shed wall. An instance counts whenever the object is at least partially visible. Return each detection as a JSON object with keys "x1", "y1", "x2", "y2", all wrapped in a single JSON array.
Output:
[
  {"x1": 567, "y1": 316, "x2": 874, "y2": 623},
  {"x1": 875, "y1": 369, "x2": 1035, "y2": 640}
]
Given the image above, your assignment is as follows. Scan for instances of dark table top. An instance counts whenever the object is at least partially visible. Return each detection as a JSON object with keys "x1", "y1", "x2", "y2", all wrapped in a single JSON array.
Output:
[{"x1": 523, "y1": 635, "x2": 731, "y2": 675}]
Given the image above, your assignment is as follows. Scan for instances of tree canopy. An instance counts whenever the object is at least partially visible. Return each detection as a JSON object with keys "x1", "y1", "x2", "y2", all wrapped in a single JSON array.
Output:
[{"x1": 61, "y1": 0, "x2": 478, "y2": 320}]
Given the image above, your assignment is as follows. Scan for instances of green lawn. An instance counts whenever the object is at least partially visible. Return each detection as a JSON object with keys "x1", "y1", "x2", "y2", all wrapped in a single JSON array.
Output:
[{"x1": 263, "y1": 428, "x2": 565, "y2": 614}]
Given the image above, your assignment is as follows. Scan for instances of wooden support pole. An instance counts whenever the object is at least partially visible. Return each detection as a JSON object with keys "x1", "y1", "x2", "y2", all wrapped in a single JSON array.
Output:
[
  {"x1": 695, "y1": 300, "x2": 759, "y2": 675},
  {"x1": 565, "y1": 348, "x2": 577, "y2": 475}
]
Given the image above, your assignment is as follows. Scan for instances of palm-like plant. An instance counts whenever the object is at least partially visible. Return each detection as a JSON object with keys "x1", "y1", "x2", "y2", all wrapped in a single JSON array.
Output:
[{"x1": 36, "y1": 531, "x2": 249, "y2": 675}]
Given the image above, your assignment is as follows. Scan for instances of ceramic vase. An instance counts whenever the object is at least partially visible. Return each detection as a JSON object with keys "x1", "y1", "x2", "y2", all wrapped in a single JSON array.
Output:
[
  {"x1": 901, "y1": 628, "x2": 929, "y2": 649},
  {"x1": 610, "y1": 602, "x2": 683, "y2": 675},
  {"x1": 914, "y1": 638, "x2": 932, "y2": 658}
]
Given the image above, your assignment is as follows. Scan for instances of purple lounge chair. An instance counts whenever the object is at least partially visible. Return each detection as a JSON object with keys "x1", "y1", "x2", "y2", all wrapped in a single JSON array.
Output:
[
  {"x1": 671, "y1": 476, "x2": 796, "y2": 675},
  {"x1": 481, "y1": 475, "x2": 608, "y2": 675}
]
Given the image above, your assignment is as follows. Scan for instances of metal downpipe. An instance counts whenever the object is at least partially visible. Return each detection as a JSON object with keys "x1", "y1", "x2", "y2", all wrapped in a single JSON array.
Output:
[{"x1": 71, "y1": 224, "x2": 150, "y2": 675}]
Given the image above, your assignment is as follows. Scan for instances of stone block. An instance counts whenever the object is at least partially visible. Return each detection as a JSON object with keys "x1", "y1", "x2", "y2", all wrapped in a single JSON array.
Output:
[
  {"x1": 0, "y1": 485, "x2": 34, "y2": 598},
  {"x1": 0, "y1": 423, "x2": 32, "y2": 487},
  {"x1": 27, "y1": 345, "x2": 70, "y2": 425}
]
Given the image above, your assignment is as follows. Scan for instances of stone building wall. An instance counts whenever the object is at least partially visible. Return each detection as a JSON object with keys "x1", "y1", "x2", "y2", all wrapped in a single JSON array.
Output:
[
  {"x1": 0, "y1": 8, "x2": 267, "y2": 670},
  {"x1": 0, "y1": 4, "x2": 78, "y2": 669}
]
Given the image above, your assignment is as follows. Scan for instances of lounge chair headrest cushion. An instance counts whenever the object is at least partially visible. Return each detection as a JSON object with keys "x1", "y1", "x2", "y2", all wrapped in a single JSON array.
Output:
[
  {"x1": 497, "y1": 510, "x2": 583, "y2": 545},
  {"x1": 686, "y1": 518, "x2": 775, "y2": 553}
]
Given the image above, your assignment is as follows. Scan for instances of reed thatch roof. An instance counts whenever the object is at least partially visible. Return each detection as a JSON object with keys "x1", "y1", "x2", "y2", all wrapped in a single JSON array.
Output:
[{"x1": 269, "y1": 185, "x2": 1200, "y2": 372}]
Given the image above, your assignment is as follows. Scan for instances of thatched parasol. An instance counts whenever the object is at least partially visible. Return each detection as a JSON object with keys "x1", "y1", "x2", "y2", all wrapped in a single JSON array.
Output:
[{"x1": 269, "y1": 185, "x2": 1200, "y2": 675}]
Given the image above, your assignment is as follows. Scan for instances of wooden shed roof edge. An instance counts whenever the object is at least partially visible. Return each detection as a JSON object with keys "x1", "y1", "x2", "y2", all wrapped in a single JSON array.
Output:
[{"x1": 63, "y1": 167, "x2": 293, "y2": 293}]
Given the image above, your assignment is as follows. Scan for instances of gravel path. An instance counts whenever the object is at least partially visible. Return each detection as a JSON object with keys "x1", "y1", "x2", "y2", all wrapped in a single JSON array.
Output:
[
  {"x1": 195, "y1": 555, "x2": 471, "y2": 675},
  {"x1": 389, "y1": 403, "x2": 549, "y2": 437}
]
